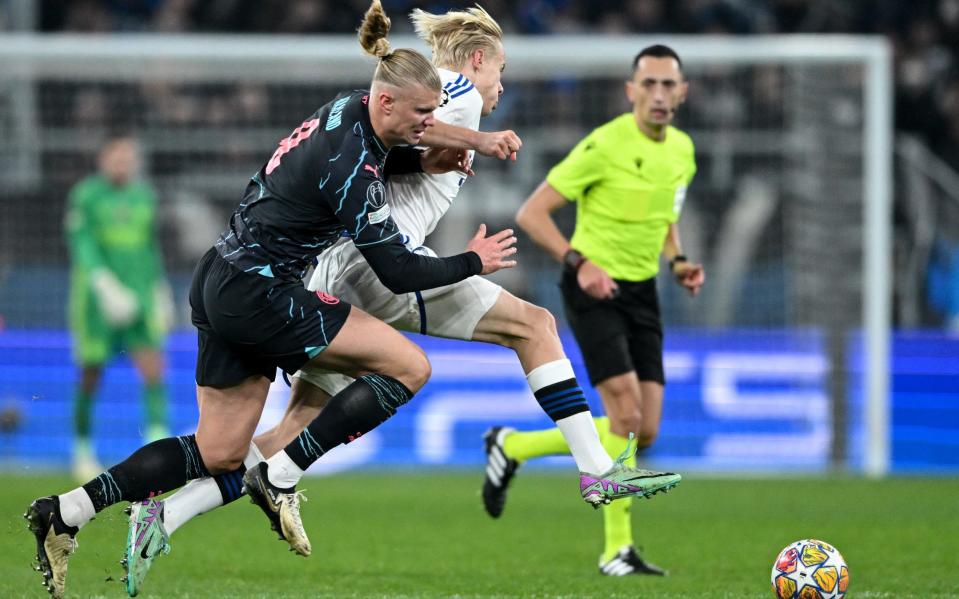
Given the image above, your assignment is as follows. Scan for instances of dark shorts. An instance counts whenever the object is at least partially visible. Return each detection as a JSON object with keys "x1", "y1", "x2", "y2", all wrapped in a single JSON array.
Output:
[
  {"x1": 560, "y1": 268, "x2": 664, "y2": 386},
  {"x1": 189, "y1": 247, "x2": 352, "y2": 387}
]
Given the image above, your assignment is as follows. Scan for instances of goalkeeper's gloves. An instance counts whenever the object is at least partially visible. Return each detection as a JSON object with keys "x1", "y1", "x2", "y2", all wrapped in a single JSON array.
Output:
[{"x1": 91, "y1": 269, "x2": 139, "y2": 327}]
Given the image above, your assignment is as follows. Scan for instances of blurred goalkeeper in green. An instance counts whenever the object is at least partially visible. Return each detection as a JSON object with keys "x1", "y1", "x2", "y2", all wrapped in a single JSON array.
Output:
[{"x1": 65, "y1": 135, "x2": 173, "y2": 481}]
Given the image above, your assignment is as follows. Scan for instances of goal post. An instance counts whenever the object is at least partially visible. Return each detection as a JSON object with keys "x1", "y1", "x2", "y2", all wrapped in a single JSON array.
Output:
[{"x1": 0, "y1": 34, "x2": 892, "y2": 475}]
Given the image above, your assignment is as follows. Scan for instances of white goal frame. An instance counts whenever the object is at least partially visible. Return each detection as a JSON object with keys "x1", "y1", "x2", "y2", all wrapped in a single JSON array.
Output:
[{"x1": 0, "y1": 33, "x2": 893, "y2": 476}]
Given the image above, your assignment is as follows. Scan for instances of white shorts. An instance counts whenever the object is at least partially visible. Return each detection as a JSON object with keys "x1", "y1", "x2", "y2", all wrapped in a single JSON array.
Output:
[{"x1": 296, "y1": 239, "x2": 502, "y2": 396}]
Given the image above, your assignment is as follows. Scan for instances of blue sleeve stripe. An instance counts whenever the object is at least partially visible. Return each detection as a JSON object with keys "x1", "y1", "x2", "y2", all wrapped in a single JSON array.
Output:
[
  {"x1": 443, "y1": 74, "x2": 465, "y2": 90},
  {"x1": 449, "y1": 84, "x2": 475, "y2": 99},
  {"x1": 446, "y1": 82, "x2": 470, "y2": 95},
  {"x1": 445, "y1": 78, "x2": 472, "y2": 95}
]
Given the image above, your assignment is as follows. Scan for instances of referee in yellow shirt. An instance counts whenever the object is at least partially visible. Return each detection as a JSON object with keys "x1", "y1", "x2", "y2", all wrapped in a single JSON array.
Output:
[{"x1": 484, "y1": 45, "x2": 703, "y2": 576}]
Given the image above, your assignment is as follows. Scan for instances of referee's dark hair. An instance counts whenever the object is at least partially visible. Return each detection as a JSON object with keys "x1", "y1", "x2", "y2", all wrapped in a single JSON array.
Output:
[{"x1": 632, "y1": 44, "x2": 683, "y2": 73}]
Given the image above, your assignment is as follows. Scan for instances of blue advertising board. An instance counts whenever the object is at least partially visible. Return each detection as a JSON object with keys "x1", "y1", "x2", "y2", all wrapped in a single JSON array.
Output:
[{"x1": 0, "y1": 328, "x2": 956, "y2": 474}]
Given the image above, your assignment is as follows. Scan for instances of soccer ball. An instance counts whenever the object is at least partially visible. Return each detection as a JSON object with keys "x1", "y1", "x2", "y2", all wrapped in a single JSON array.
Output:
[{"x1": 770, "y1": 539, "x2": 849, "y2": 599}]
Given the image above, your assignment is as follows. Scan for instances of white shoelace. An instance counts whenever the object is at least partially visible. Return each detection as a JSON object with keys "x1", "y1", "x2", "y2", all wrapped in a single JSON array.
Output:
[{"x1": 283, "y1": 490, "x2": 309, "y2": 536}]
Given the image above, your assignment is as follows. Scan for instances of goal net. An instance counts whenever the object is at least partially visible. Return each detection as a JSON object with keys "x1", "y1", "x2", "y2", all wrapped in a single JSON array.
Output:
[{"x1": 0, "y1": 34, "x2": 891, "y2": 475}]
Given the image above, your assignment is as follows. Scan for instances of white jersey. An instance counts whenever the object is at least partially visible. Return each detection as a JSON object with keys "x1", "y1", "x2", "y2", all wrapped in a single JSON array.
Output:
[
  {"x1": 301, "y1": 69, "x2": 500, "y2": 394},
  {"x1": 389, "y1": 68, "x2": 483, "y2": 249}
]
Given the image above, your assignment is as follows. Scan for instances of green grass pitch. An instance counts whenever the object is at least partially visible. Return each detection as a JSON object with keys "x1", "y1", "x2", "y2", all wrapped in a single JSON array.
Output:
[{"x1": 1, "y1": 472, "x2": 956, "y2": 598}]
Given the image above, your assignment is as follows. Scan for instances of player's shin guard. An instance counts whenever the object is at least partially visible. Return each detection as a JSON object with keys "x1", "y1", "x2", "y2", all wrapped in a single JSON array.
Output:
[
  {"x1": 248, "y1": 376, "x2": 411, "y2": 557},
  {"x1": 212, "y1": 469, "x2": 246, "y2": 505},
  {"x1": 281, "y1": 374, "x2": 413, "y2": 473},
  {"x1": 161, "y1": 443, "x2": 264, "y2": 536},
  {"x1": 527, "y1": 359, "x2": 613, "y2": 474},
  {"x1": 81, "y1": 434, "x2": 211, "y2": 513},
  {"x1": 529, "y1": 360, "x2": 590, "y2": 421}
]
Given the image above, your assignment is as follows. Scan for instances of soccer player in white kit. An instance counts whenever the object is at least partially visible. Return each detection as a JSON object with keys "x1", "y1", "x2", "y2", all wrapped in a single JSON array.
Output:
[
  {"x1": 248, "y1": 3, "x2": 682, "y2": 551},
  {"x1": 121, "y1": 5, "x2": 681, "y2": 587}
]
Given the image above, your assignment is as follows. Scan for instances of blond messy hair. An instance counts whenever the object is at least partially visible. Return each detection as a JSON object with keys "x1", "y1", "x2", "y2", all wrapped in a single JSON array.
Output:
[
  {"x1": 410, "y1": 4, "x2": 503, "y2": 71},
  {"x1": 358, "y1": 0, "x2": 441, "y2": 92}
]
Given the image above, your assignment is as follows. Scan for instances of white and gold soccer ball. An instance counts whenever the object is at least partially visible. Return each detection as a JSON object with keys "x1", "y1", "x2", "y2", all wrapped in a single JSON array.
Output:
[{"x1": 770, "y1": 539, "x2": 849, "y2": 599}]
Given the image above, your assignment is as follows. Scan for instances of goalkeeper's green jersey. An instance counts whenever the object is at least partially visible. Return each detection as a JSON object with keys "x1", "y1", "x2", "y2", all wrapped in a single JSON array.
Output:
[
  {"x1": 546, "y1": 113, "x2": 696, "y2": 281},
  {"x1": 65, "y1": 174, "x2": 163, "y2": 298}
]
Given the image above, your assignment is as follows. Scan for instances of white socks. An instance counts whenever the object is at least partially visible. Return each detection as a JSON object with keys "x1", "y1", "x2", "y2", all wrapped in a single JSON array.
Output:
[
  {"x1": 245, "y1": 441, "x2": 266, "y2": 469},
  {"x1": 162, "y1": 478, "x2": 222, "y2": 535},
  {"x1": 163, "y1": 442, "x2": 265, "y2": 535},
  {"x1": 265, "y1": 450, "x2": 305, "y2": 489},
  {"x1": 59, "y1": 487, "x2": 96, "y2": 529},
  {"x1": 527, "y1": 359, "x2": 614, "y2": 475}
]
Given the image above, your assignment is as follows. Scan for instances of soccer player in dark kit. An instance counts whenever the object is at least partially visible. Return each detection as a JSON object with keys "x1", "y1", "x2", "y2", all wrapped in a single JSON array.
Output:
[{"x1": 24, "y1": 7, "x2": 517, "y2": 598}]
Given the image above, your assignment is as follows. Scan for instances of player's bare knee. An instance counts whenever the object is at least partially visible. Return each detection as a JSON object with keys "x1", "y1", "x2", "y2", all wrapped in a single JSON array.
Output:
[
  {"x1": 198, "y1": 444, "x2": 247, "y2": 474},
  {"x1": 499, "y1": 304, "x2": 558, "y2": 352},
  {"x1": 526, "y1": 304, "x2": 558, "y2": 341},
  {"x1": 208, "y1": 453, "x2": 246, "y2": 474},
  {"x1": 383, "y1": 347, "x2": 430, "y2": 393},
  {"x1": 404, "y1": 350, "x2": 432, "y2": 392}
]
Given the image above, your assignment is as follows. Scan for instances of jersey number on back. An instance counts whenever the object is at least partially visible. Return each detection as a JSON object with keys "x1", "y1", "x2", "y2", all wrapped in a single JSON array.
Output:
[{"x1": 265, "y1": 118, "x2": 320, "y2": 175}]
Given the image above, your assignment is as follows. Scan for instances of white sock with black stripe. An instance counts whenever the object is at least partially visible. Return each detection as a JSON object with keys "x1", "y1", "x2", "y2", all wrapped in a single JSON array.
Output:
[{"x1": 527, "y1": 359, "x2": 613, "y2": 474}]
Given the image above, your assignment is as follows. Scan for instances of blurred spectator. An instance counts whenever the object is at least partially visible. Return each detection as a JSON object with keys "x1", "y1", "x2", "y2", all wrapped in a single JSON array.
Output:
[
  {"x1": 62, "y1": 0, "x2": 113, "y2": 31},
  {"x1": 73, "y1": 89, "x2": 110, "y2": 129},
  {"x1": 37, "y1": 0, "x2": 959, "y2": 164},
  {"x1": 23, "y1": 0, "x2": 959, "y2": 330}
]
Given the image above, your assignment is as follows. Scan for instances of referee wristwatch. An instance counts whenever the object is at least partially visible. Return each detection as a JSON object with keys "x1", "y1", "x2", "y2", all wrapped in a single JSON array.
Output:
[
  {"x1": 563, "y1": 248, "x2": 586, "y2": 272},
  {"x1": 669, "y1": 254, "x2": 688, "y2": 272}
]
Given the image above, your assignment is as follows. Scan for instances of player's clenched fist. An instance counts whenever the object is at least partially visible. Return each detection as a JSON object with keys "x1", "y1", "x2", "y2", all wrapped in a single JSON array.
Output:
[
  {"x1": 466, "y1": 223, "x2": 518, "y2": 274},
  {"x1": 421, "y1": 147, "x2": 475, "y2": 176},
  {"x1": 477, "y1": 130, "x2": 522, "y2": 161}
]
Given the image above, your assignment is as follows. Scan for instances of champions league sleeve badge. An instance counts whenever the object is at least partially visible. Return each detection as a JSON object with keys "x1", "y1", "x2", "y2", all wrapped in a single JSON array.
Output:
[{"x1": 366, "y1": 180, "x2": 391, "y2": 224}]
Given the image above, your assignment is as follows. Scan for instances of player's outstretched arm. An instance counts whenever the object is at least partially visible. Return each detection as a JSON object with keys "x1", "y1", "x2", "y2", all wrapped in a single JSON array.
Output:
[
  {"x1": 465, "y1": 224, "x2": 517, "y2": 275},
  {"x1": 382, "y1": 146, "x2": 474, "y2": 177},
  {"x1": 420, "y1": 147, "x2": 475, "y2": 176},
  {"x1": 358, "y1": 226, "x2": 515, "y2": 294},
  {"x1": 422, "y1": 120, "x2": 521, "y2": 161}
]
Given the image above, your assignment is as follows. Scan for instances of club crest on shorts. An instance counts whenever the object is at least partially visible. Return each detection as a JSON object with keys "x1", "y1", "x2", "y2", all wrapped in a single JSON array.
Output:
[{"x1": 315, "y1": 291, "x2": 340, "y2": 304}]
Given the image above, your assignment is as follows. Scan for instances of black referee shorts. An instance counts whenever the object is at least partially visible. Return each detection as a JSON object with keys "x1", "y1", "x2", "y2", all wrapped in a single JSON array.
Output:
[
  {"x1": 189, "y1": 247, "x2": 352, "y2": 388},
  {"x1": 559, "y1": 267, "x2": 664, "y2": 387}
]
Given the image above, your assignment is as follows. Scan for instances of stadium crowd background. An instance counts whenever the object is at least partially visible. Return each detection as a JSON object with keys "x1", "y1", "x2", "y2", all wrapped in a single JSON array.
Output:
[
  {"x1": 28, "y1": 0, "x2": 959, "y2": 166},
  {"x1": 1, "y1": 0, "x2": 958, "y2": 330},
  {"x1": 0, "y1": 0, "x2": 955, "y2": 481}
]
